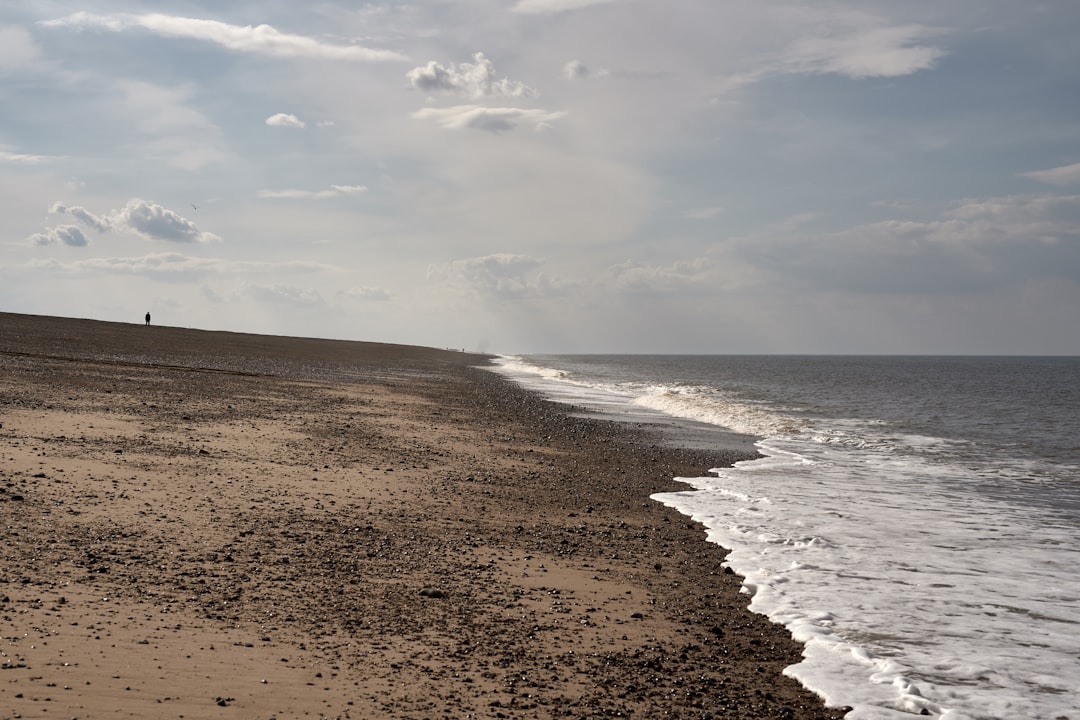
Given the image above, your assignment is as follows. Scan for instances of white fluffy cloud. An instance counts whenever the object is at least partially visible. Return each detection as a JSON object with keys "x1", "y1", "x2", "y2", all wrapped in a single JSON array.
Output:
[
  {"x1": 257, "y1": 185, "x2": 367, "y2": 199},
  {"x1": 27, "y1": 225, "x2": 89, "y2": 247},
  {"x1": 406, "y1": 53, "x2": 536, "y2": 99},
  {"x1": 50, "y1": 202, "x2": 110, "y2": 232},
  {"x1": 41, "y1": 12, "x2": 406, "y2": 62},
  {"x1": 413, "y1": 105, "x2": 566, "y2": 132},
  {"x1": 114, "y1": 199, "x2": 221, "y2": 243},
  {"x1": 45, "y1": 199, "x2": 220, "y2": 244},
  {"x1": 406, "y1": 53, "x2": 561, "y2": 133},
  {"x1": 1022, "y1": 162, "x2": 1080, "y2": 186},
  {"x1": 266, "y1": 113, "x2": 306, "y2": 128}
]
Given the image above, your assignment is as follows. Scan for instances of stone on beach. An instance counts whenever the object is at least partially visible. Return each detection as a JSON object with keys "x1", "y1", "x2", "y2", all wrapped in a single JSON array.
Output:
[{"x1": 0, "y1": 311, "x2": 848, "y2": 719}]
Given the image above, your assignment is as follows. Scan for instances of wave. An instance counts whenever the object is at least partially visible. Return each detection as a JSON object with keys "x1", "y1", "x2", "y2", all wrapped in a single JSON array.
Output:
[
  {"x1": 493, "y1": 354, "x2": 573, "y2": 382},
  {"x1": 493, "y1": 356, "x2": 975, "y2": 460},
  {"x1": 495, "y1": 355, "x2": 805, "y2": 437},
  {"x1": 631, "y1": 384, "x2": 808, "y2": 437}
]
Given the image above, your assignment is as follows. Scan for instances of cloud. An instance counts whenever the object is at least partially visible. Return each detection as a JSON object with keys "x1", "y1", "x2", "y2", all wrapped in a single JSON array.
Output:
[
  {"x1": 111, "y1": 199, "x2": 221, "y2": 243},
  {"x1": 41, "y1": 12, "x2": 406, "y2": 62},
  {"x1": 0, "y1": 148, "x2": 49, "y2": 163},
  {"x1": 428, "y1": 254, "x2": 565, "y2": 299},
  {"x1": 563, "y1": 59, "x2": 608, "y2": 80},
  {"x1": 430, "y1": 253, "x2": 544, "y2": 279},
  {"x1": 412, "y1": 105, "x2": 567, "y2": 132},
  {"x1": 938, "y1": 194, "x2": 1080, "y2": 245},
  {"x1": 778, "y1": 21, "x2": 944, "y2": 79},
  {"x1": 731, "y1": 194, "x2": 1080, "y2": 295},
  {"x1": 25, "y1": 252, "x2": 337, "y2": 278},
  {"x1": 242, "y1": 284, "x2": 325, "y2": 306},
  {"x1": 341, "y1": 286, "x2": 392, "y2": 302},
  {"x1": 563, "y1": 60, "x2": 590, "y2": 79},
  {"x1": 428, "y1": 253, "x2": 723, "y2": 304},
  {"x1": 27, "y1": 225, "x2": 89, "y2": 247},
  {"x1": 701, "y1": 12, "x2": 945, "y2": 94},
  {"x1": 257, "y1": 185, "x2": 367, "y2": 199},
  {"x1": 266, "y1": 113, "x2": 306, "y2": 128},
  {"x1": 406, "y1": 52, "x2": 536, "y2": 99},
  {"x1": 50, "y1": 202, "x2": 111, "y2": 232},
  {"x1": 604, "y1": 257, "x2": 716, "y2": 296},
  {"x1": 512, "y1": 0, "x2": 617, "y2": 15},
  {"x1": 35, "y1": 201, "x2": 218, "y2": 246},
  {"x1": 65, "y1": 253, "x2": 226, "y2": 276},
  {"x1": 1022, "y1": 162, "x2": 1080, "y2": 186}
]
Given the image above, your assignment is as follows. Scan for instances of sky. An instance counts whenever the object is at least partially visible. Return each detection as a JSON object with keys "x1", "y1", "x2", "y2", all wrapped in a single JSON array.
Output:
[{"x1": 1, "y1": 0, "x2": 1079, "y2": 355}]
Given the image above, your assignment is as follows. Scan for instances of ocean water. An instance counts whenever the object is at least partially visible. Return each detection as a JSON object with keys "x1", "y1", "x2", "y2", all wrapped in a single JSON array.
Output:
[{"x1": 490, "y1": 355, "x2": 1080, "y2": 720}]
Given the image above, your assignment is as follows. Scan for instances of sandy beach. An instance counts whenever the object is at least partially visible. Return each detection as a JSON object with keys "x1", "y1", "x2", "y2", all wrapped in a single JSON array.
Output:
[{"x1": 0, "y1": 312, "x2": 847, "y2": 719}]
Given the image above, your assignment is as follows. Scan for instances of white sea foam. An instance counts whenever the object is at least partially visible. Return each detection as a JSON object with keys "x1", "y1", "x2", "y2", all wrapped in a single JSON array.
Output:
[
  {"x1": 495, "y1": 355, "x2": 803, "y2": 436},
  {"x1": 654, "y1": 439, "x2": 1080, "y2": 720},
  {"x1": 632, "y1": 384, "x2": 808, "y2": 437},
  {"x1": 488, "y1": 355, "x2": 1080, "y2": 720},
  {"x1": 494, "y1": 355, "x2": 572, "y2": 382}
]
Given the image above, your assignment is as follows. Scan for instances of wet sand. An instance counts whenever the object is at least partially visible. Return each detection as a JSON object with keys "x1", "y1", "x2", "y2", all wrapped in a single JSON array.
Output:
[{"x1": 0, "y1": 312, "x2": 848, "y2": 719}]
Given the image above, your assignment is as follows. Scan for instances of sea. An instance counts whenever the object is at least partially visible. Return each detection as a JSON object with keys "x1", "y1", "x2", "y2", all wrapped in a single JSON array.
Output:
[{"x1": 489, "y1": 355, "x2": 1080, "y2": 720}]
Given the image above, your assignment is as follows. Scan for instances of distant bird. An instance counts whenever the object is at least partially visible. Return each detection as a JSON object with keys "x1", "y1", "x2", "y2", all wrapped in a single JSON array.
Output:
[{"x1": 191, "y1": 204, "x2": 198, "y2": 211}]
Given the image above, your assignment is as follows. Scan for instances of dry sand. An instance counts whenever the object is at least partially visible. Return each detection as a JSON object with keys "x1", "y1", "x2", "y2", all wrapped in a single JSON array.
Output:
[{"x1": 0, "y1": 312, "x2": 849, "y2": 719}]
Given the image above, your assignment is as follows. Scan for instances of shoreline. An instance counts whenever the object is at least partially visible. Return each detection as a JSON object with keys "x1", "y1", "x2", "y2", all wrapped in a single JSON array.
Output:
[{"x1": 0, "y1": 313, "x2": 847, "y2": 719}]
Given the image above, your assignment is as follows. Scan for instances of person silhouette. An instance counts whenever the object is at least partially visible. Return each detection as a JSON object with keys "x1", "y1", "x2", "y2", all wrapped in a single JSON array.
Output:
[{"x1": 145, "y1": 312, "x2": 151, "y2": 326}]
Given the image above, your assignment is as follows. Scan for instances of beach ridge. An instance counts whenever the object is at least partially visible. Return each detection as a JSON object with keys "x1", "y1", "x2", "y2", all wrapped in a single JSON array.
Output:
[{"x1": 0, "y1": 313, "x2": 846, "y2": 719}]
